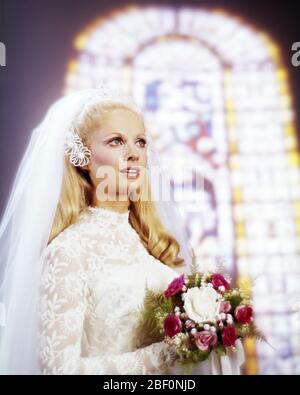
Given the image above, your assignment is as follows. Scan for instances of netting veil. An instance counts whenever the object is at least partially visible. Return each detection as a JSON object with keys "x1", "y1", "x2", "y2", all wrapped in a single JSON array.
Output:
[{"x1": 0, "y1": 88, "x2": 194, "y2": 374}]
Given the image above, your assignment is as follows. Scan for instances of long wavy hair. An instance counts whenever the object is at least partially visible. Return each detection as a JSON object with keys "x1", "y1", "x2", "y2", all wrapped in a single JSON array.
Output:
[{"x1": 48, "y1": 100, "x2": 184, "y2": 269}]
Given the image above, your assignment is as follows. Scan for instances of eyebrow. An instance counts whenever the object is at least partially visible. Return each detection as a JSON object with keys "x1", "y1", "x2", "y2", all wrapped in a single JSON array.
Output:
[{"x1": 104, "y1": 132, "x2": 146, "y2": 139}]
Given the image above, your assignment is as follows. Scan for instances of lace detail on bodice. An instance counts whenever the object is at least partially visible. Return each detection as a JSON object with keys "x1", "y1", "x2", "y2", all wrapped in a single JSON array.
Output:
[
  {"x1": 38, "y1": 206, "x2": 180, "y2": 375},
  {"x1": 39, "y1": 206, "x2": 244, "y2": 375}
]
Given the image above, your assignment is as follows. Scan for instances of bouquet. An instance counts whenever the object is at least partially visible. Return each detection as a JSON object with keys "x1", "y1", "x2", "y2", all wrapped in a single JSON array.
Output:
[{"x1": 139, "y1": 269, "x2": 264, "y2": 365}]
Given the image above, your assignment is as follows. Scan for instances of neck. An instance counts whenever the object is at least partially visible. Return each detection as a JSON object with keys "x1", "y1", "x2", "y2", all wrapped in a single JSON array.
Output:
[{"x1": 91, "y1": 199, "x2": 130, "y2": 214}]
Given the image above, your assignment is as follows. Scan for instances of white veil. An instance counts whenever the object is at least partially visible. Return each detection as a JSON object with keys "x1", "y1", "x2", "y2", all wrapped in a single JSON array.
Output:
[
  {"x1": 0, "y1": 88, "x2": 194, "y2": 375},
  {"x1": 146, "y1": 143, "x2": 194, "y2": 273}
]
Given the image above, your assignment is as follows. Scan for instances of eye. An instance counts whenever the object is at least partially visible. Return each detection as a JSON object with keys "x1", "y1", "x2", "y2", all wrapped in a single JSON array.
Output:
[
  {"x1": 108, "y1": 137, "x2": 123, "y2": 146},
  {"x1": 136, "y1": 138, "x2": 147, "y2": 148}
]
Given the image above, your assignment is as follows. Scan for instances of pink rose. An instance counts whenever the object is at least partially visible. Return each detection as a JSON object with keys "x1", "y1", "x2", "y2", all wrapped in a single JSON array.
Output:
[
  {"x1": 211, "y1": 274, "x2": 230, "y2": 291},
  {"x1": 222, "y1": 326, "x2": 237, "y2": 347},
  {"x1": 194, "y1": 331, "x2": 218, "y2": 351},
  {"x1": 164, "y1": 274, "x2": 185, "y2": 298},
  {"x1": 220, "y1": 301, "x2": 231, "y2": 313},
  {"x1": 234, "y1": 305, "x2": 253, "y2": 324},
  {"x1": 163, "y1": 315, "x2": 182, "y2": 337}
]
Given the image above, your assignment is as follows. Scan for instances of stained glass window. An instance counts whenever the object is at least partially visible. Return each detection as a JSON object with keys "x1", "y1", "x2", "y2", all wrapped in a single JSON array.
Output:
[{"x1": 65, "y1": 5, "x2": 300, "y2": 374}]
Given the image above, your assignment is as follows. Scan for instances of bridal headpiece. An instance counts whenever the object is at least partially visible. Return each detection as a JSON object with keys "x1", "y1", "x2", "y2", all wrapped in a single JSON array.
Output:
[
  {"x1": 63, "y1": 86, "x2": 153, "y2": 167},
  {"x1": 64, "y1": 127, "x2": 92, "y2": 167}
]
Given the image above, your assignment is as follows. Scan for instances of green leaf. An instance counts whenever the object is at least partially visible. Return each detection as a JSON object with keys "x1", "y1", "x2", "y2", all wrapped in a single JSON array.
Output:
[
  {"x1": 177, "y1": 347, "x2": 211, "y2": 364},
  {"x1": 225, "y1": 292, "x2": 243, "y2": 309},
  {"x1": 188, "y1": 272, "x2": 202, "y2": 288},
  {"x1": 137, "y1": 286, "x2": 174, "y2": 341},
  {"x1": 189, "y1": 248, "x2": 198, "y2": 274}
]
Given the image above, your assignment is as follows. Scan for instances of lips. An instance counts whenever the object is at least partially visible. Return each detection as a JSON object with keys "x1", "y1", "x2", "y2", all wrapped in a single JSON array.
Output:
[{"x1": 120, "y1": 166, "x2": 140, "y2": 178}]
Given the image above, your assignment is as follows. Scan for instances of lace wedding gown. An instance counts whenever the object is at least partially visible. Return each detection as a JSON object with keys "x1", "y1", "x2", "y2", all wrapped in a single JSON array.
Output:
[{"x1": 38, "y1": 206, "x2": 245, "y2": 375}]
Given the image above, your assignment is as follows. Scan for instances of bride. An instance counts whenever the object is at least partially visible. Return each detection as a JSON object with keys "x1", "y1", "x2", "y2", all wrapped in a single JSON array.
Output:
[{"x1": 0, "y1": 88, "x2": 245, "y2": 375}]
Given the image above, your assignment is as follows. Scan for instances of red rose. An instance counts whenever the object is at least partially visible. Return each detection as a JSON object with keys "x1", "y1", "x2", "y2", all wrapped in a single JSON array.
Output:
[
  {"x1": 163, "y1": 315, "x2": 182, "y2": 337},
  {"x1": 211, "y1": 274, "x2": 230, "y2": 291},
  {"x1": 194, "y1": 331, "x2": 218, "y2": 351},
  {"x1": 220, "y1": 301, "x2": 231, "y2": 313},
  {"x1": 234, "y1": 305, "x2": 253, "y2": 324},
  {"x1": 222, "y1": 326, "x2": 237, "y2": 347},
  {"x1": 164, "y1": 274, "x2": 185, "y2": 298}
]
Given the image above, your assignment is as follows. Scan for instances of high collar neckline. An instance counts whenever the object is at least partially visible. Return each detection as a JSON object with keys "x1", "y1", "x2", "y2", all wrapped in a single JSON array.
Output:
[{"x1": 86, "y1": 205, "x2": 130, "y2": 220}]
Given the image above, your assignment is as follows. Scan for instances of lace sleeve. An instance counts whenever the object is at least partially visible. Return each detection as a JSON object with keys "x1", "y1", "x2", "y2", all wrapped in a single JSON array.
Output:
[{"x1": 38, "y1": 244, "x2": 178, "y2": 375}]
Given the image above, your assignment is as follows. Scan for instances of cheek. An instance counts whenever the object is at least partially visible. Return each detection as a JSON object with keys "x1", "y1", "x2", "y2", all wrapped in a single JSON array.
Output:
[
  {"x1": 91, "y1": 147, "x2": 118, "y2": 166},
  {"x1": 88, "y1": 147, "x2": 123, "y2": 186},
  {"x1": 140, "y1": 149, "x2": 147, "y2": 167},
  {"x1": 89, "y1": 147, "x2": 122, "y2": 175}
]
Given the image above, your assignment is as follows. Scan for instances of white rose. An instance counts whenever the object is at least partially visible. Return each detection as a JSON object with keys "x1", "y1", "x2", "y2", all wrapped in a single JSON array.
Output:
[{"x1": 183, "y1": 284, "x2": 222, "y2": 324}]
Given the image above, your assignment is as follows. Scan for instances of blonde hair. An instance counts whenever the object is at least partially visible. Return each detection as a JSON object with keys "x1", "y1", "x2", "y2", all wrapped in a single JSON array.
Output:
[{"x1": 48, "y1": 100, "x2": 184, "y2": 269}]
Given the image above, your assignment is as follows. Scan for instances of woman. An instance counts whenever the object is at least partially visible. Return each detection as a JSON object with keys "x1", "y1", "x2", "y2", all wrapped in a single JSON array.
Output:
[
  {"x1": 0, "y1": 88, "x2": 244, "y2": 374},
  {"x1": 39, "y1": 91, "x2": 186, "y2": 375}
]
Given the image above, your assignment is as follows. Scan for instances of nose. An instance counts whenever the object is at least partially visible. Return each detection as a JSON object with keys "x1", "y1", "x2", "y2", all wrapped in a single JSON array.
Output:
[{"x1": 124, "y1": 142, "x2": 139, "y2": 162}]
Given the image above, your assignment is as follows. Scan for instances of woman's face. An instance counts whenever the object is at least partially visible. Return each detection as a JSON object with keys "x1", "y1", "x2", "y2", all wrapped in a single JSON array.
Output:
[{"x1": 86, "y1": 108, "x2": 148, "y2": 202}]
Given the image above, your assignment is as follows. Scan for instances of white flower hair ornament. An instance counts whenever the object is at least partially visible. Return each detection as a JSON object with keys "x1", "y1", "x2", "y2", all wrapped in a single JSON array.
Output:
[{"x1": 64, "y1": 127, "x2": 92, "y2": 167}]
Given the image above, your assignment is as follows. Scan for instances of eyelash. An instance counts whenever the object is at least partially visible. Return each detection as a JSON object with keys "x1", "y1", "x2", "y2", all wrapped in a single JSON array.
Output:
[{"x1": 108, "y1": 137, "x2": 147, "y2": 147}]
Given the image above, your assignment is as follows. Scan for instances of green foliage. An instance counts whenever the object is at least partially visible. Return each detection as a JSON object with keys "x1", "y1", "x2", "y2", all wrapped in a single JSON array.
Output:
[
  {"x1": 224, "y1": 290, "x2": 243, "y2": 309},
  {"x1": 178, "y1": 347, "x2": 211, "y2": 364},
  {"x1": 189, "y1": 252, "x2": 199, "y2": 274},
  {"x1": 188, "y1": 272, "x2": 202, "y2": 288},
  {"x1": 137, "y1": 287, "x2": 173, "y2": 337},
  {"x1": 237, "y1": 323, "x2": 267, "y2": 343}
]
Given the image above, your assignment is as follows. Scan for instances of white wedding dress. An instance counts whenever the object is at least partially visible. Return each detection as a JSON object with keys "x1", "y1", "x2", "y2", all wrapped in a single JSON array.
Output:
[{"x1": 38, "y1": 206, "x2": 245, "y2": 375}]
